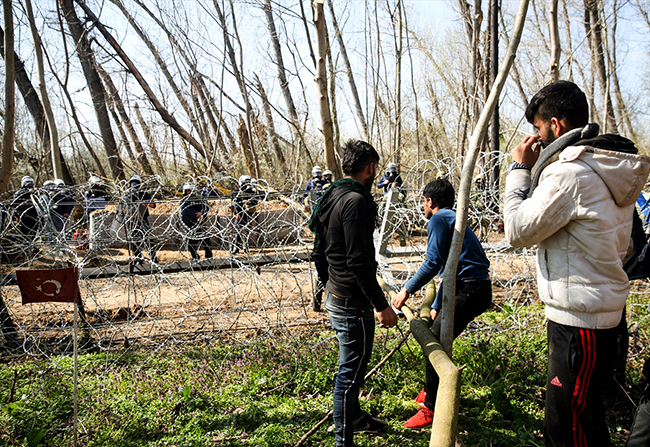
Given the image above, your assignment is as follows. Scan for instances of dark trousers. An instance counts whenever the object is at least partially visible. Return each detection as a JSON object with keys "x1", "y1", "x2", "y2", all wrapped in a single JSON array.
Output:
[
  {"x1": 325, "y1": 291, "x2": 375, "y2": 447},
  {"x1": 544, "y1": 320, "x2": 616, "y2": 447},
  {"x1": 627, "y1": 359, "x2": 650, "y2": 447},
  {"x1": 128, "y1": 220, "x2": 156, "y2": 262},
  {"x1": 188, "y1": 237, "x2": 213, "y2": 260},
  {"x1": 423, "y1": 279, "x2": 492, "y2": 411}
]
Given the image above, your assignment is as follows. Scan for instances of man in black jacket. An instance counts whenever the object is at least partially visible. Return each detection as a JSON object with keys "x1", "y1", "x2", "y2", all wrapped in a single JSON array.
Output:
[
  {"x1": 180, "y1": 183, "x2": 213, "y2": 261},
  {"x1": 310, "y1": 140, "x2": 397, "y2": 447}
]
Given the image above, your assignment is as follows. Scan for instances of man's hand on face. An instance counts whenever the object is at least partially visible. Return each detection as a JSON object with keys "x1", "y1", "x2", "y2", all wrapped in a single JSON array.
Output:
[
  {"x1": 376, "y1": 306, "x2": 398, "y2": 328},
  {"x1": 511, "y1": 135, "x2": 542, "y2": 167}
]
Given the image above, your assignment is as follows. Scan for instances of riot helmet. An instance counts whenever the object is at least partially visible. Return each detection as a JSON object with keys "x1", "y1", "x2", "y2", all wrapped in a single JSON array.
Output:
[{"x1": 21, "y1": 176, "x2": 35, "y2": 189}]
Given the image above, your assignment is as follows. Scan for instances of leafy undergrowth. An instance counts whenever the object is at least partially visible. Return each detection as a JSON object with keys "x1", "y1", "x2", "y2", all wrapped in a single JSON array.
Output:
[{"x1": 0, "y1": 300, "x2": 647, "y2": 446}]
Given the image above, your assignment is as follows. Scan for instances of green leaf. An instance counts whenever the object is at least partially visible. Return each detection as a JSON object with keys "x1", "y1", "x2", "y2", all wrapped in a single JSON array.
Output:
[{"x1": 25, "y1": 428, "x2": 46, "y2": 447}]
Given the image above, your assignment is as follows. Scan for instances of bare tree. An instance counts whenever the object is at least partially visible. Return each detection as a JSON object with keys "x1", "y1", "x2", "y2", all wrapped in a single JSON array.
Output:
[
  {"x1": 60, "y1": 0, "x2": 125, "y2": 180},
  {"x1": 108, "y1": 103, "x2": 137, "y2": 168},
  {"x1": 390, "y1": 0, "x2": 403, "y2": 166},
  {"x1": 499, "y1": 8, "x2": 529, "y2": 107},
  {"x1": 326, "y1": 0, "x2": 369, "y2": 140},
  {"x1": 255, "y1": 75, "x2": 287, "y2": 171},
  {"x1": 312, "y1": 0, "x2": 337, "y2": 178},
  {"x1": 212, "y1": 0, "x2": 257, "y2": 167},
  {"x1": 607, "y1": 0, "x2": 637, "y2": 140},
  {"x1": 0, "y1": 24, "x2": 82, "y2": 182},
  {"x1": 133, "y1": 103, "x2": 166, "y2": 176},
  {"x1": 561, "y1": 0, "x2": 574, "y2": 81},
  {"x1": 237, "y1": 116, "x2": 259, "y2": 177},
  {"x1": 97, "y1": 64, "x2": 154, "y2": 175},
  {"x1": 0, "y1": 0, "x2": 14, "y2": 193},
  {"x1": 326, "y1": 28, "x2": 340, "y2": 151},
  {"x1": 25, "y1": 0, "x2": 62, "y2": 180},
  {"x1": 73, "y1": 0, "x2": 212, "y2": 165},
  {"x1": 549, "y1": 0, "x2": 561, "y2": 81},
  {"x1": 263, "y1": 0, "x2": 306, "y2": 151},
  {"x1": 584, "y1": 0, "x2": 617, "y2": 133},
  {"x1": 193, "y1": 73, "x2": 233, "y2": 172},
  {"x1": 487, "y1": 0, "x2": 500, "y2": 190}
]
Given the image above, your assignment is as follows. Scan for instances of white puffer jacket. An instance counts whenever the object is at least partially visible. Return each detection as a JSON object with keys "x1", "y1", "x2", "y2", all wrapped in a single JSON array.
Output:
[{"x1": 504, "y1": 144, "x2": 650, "y2": 329}]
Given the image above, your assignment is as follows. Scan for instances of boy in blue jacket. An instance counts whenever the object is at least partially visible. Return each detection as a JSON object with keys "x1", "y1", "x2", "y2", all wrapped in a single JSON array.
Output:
[{"x1": 392, "y1": 178, "x2": 492, "y2": 429}]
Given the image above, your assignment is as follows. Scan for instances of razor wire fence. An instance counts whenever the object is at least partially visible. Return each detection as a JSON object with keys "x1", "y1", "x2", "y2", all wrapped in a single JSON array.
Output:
[{"x1": 0, "y1": 152, "x2": 648, "y2": 360}]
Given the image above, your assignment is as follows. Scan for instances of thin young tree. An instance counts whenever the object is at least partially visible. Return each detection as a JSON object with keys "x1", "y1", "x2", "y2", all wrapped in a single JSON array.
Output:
[
  {"x1": 24, "y1": 0, "x2": 62, "y2": 181},
  {"x1": 263, "y1": 0, "x2": 306, "y2": 152},
  {"x1": 326, "y1": 0, "x2": 369, "y2": 141},
  {"x1": 255, "y1": 74, "x2": 287, "y2": 171},
  {"x1": 133, "y1": 103, "x2": 166, "y2": 176},
  {"x1": 549, "y1": 0, "x2": 561, "y2": 82},
  {"x1": 212, "y1": 0, "x2": 258, "y2": 174},
  {"x1": 584, "y1": 0, "x2": 618, "y2": 133},
  {"x1": 0, "y1": 0, "x2": 14, "y2": 193},
  {"x1": 312, "y1": 0, "x2": 336, "y2": 178}
]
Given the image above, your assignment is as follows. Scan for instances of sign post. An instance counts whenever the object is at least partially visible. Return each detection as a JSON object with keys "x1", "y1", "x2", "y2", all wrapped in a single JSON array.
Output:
[{"x1": 16, "y1": 266, "x2": 80, "y2": 447}]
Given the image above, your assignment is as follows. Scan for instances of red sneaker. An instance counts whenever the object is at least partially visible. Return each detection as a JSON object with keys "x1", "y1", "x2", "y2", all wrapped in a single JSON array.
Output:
[
  {"x1": 414, "y1": 388, "x2": 426, "y2": 405},
  {"x1": 403, "y1": 405, "x2": 434, "y2": 429}
]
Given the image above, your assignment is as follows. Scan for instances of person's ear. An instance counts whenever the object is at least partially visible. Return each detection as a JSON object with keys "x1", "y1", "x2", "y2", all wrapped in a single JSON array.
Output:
[{"x1": 550, "y1": 117, "x2": 570, "y2": 138}]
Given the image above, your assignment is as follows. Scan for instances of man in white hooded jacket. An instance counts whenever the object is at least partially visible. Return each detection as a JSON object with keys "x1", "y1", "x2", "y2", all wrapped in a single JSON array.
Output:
[{"x1": 503, "y1": 81, "x2": 650, "y2": 447}]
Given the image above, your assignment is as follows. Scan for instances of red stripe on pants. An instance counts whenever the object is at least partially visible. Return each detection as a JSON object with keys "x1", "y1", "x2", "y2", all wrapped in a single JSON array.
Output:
[{"x1": 572, "y1": 328, "x2": 596, "y2": 447}]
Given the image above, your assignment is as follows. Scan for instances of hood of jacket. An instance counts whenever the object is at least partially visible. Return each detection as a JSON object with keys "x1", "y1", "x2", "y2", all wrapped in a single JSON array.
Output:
[{"x1": 559, "y1": 135, "x2": 650, "y2": 207}]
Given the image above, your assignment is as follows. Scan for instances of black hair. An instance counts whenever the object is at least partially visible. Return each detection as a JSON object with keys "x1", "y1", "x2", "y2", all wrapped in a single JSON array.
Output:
[
  {"x1": 340, "y1": 140, "x2": 379, "y2": 175},
  {"x1": 422, "y1": 178, "x2": 455, "y2": 209},
  {"x1": 525, "y1": 80, "x2": 589, "y2": 129}
]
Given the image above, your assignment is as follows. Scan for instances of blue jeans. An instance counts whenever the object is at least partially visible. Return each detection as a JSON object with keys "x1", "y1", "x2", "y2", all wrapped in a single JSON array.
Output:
[{"x1": 326, "y1": 291, "x2": 375, "y2": 447}]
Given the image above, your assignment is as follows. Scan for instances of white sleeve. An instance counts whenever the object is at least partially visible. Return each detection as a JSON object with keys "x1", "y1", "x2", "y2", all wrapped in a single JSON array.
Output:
[{"x1": 503, "y1": 165, "x2": 577, "y2": 247}]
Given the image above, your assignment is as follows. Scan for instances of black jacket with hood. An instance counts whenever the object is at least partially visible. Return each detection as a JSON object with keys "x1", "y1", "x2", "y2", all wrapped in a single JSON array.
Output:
[{"x1": 312, "y1": 182, "x2": 389, "y2": 311}]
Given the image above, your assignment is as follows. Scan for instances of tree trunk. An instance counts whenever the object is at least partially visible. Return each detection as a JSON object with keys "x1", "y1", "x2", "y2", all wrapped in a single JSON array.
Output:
[
  {"x1": 549, "y1": 0, "x2": 561, "y2": 81},
  {"x1": 326, "y1": 36, "x2": 340, "y2": 152},
  {"x1": 97, "y1": 64, "x2": 154, "y2": 175},
  {"x1": 108, "y1": 103, "x2": 138, "y2": 168},
  {"x1": 110, "y1": 0, "x2": 202, "y2": 145},
  {"x1": 190, "y1": 77, "x2": 215, "y2": 167},
  {"x1": 193, "y1": 74, "x2": 233, "y2": 172},
  {"x1": 134, "y1": 103, "x2": 166, "y2": 176},
  {"x1": 255, "y1": 75, "x2": 286, "y2": 170},
  {"x1": 561, "y1": 0, "x2": 575, "y2": 81},
  {"x1": 237, "y1": 116, "x2": 257, "y2": 177},
  {"x1": 312, "y1": 0, "x2": 337, "y2": 179},
  {"x1": 471, "y1": 0, "x2": 484, "y2": 129},
  {"x1": 442, "y1": 0, "x2": 530, "y2": 357},
  {"x1": 0, "y1": 0, "x2": 14, "y2": 193},
  {"x1": 51, "y1": 7, "x2": 107, "y2": 178},
  {"x1": 393, "y1": 0, "x2": 403, "y2": 167},
  {"x1": 60, "y1": 0, "x2": 125, "y2": 180},
  {"x1": 608, "y1": 0, "x2": 637, "y2": 141},
  {"x1": 25, "y1": 0, "x2": 62, "y2": 180},
  {"x1": 404, "y1": 7, "x2": 421, "y2": 164},
  {"x1": 212, "y1": 0, "x2": 257, "y2": 166},
  {"x1": 263, "y1": 0, "x2": 305, "y2": 148},
  {"x1": 498, "y1": 9, "x2": 529, "y2": 107},
  {"x1": 73, "y1": 0, "x2": 210, "y2": 162},
  {"x1": 326, "y1": 0, "x2": 368, "y2": 140},
  {"x1": 584, "y1": 0, "x2": 617, "y2": 133},
  {"x1": 488, "y1": 0, "x2": 500, "y2": 192}
]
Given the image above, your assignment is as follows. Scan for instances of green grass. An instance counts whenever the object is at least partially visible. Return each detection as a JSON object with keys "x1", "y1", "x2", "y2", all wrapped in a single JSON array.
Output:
[{"x1": 0, "y1": 302, "x2": 647, "y2": 446}]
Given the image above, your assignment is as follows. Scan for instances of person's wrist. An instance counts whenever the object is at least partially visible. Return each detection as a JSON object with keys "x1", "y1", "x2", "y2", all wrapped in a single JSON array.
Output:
[{"x1": 508, "y1": 161, "x2": 531, "y2": 173}]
